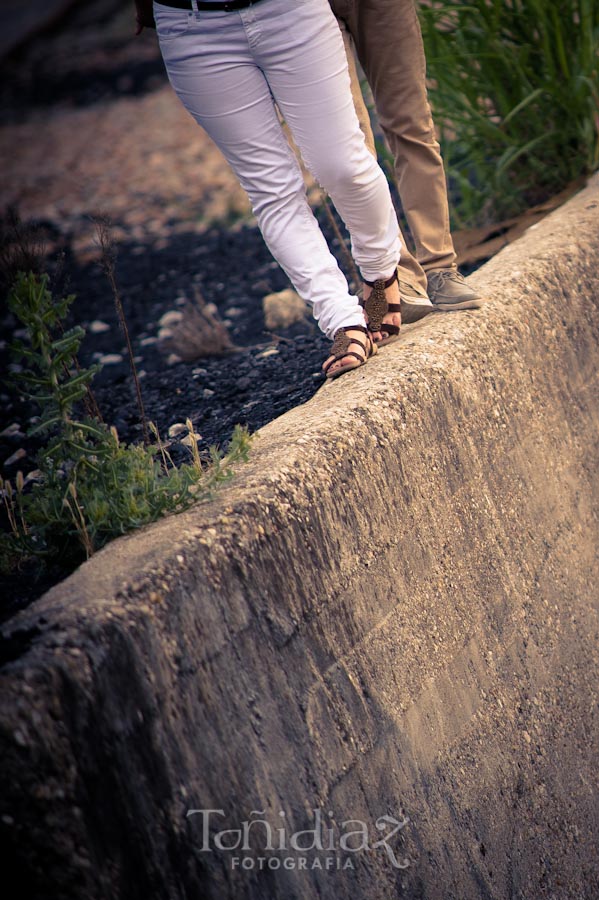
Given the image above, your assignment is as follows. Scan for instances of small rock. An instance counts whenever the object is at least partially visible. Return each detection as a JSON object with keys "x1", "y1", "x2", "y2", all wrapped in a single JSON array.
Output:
[
  {"x1": 168, "y1": 423, "x2": 188, "y2": 439},
  {"x1": 263, "y1": 289, "x2": 308, "y2": 330},
  {"x1": 225, "y1": 307, "x2": 243, "y2": 318},
  {"x1": 98, "y1": 354, "x2": 124, "y2": 365},
  {"x1": 13, "y1": 730, "x2": 27, "y2": 747},
  {"x1": 0, "y1": 423, "x2": 23, "y2": 438},
  {"x1": 159, "y1": 297, "x2": 233, "y2": 360},
  {"x1": 159, "y1": 310, "x2": 184, "y2": 328},
  {"x1": 181, "y1": 432, "x2": 202, "y2": 447},
  {"x1": 202, "y1": 388, "x2": 215, "y2": 399},
  {"x1": 4, "y1": 448, "x2": 26, "y2": 467},
  {"x1": 167, "y1": 354, "x2": 182, "y2": 365},
  {"x1": 140, "y1": 336, "x2": 158, "y2": 347},
  {"x1": 88, "y1": 320, "x2": 111, "y2": 334},
  {"x1": 256, "y1": 347, "x2": 279, "y2": 360},
  {"x1": 192, "y1": 367, "x2": 208, "y2": 376},
  {"x1": 236, "y1": 376, "x2": 251, "y2": 391}
]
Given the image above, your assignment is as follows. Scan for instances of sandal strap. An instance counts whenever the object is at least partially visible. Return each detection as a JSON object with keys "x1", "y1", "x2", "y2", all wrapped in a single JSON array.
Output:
[
  {"x1": 361, "y1": 269, "x2": 399, "y2": 333},
  {"x1": 362, "y1": 269, "x2": 399, "y2": 289},
  {"x1": 323, "y1": 350, "x2": 366, "y2": 375},
  {"x1": 323, "y1": 326, "x2": 371, "y2": 375}
]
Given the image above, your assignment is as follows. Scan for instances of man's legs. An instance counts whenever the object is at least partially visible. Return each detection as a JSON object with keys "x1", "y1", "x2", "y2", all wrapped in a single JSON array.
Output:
[
  {"x1": 336, "y1": 15, "x2": 435, "y2": 324},
  {"x1": 331, "y1": 0, "x2": 482, "y2": 310}
]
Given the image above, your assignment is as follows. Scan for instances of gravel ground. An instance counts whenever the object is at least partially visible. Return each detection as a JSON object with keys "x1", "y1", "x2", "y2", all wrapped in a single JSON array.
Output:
[
  {"x1": 0, "y1": 0, "x2": 382, "y2": 612},
  {"x1": 0, "y1": 0, "x2": 351, "y2": 464}
]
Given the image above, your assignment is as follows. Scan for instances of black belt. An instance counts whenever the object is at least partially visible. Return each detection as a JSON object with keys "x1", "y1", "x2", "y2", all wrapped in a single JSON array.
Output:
[{"x1": 156, "y1": 0, "x2": 265, "y2": 10}]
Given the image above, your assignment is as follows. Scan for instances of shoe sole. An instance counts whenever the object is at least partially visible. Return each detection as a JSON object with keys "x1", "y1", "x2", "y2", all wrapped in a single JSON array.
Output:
[
  {"x1": 433, "y1": 297, "x2": 485, "y2": 311},
  {"x1": 401, "y1": 296, "x2": 434, "y2": 325}
]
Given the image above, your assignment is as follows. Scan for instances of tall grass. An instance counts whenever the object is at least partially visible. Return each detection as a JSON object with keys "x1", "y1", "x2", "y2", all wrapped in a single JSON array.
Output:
[{"x1": 420, "y1": 0, "x2": 599, "y2": 225}]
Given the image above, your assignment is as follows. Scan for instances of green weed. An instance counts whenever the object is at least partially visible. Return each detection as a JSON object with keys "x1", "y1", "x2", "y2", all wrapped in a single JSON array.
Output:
[
  {"x1": 1, "y1": 272, "x2": 251, "y2": 575},
  {"x1": 419, "y1": 0, "x2": 599, "y2": 225}
]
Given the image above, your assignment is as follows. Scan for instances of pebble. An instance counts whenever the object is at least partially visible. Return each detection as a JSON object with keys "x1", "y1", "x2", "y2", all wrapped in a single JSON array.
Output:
[
  {"x1": 0, "y1": 423, "x2": 24, "y2": 438},
  {"x1": 98, "y1": 354, "x2": 124, "y2": 365},
  {"x1": 263, "y1": 289, "x2": 308, "y2": 330},
  {"x1": 139, "y1": 336, "x2": 158, "y2": 346},
  {"x1": 167, "y1": 354, "x2": 183, "y2": 365},
  {"x1": 4, "y1": 448, "x2": 27, "y2": 467},
  {"x1": 168, "y1": 423, "x2": 188, "y2": 438},
  {"x1": 88, "y1": 320, "x2": 111, "y2": 334},
  {"x1": 181, "y1": 432, "x2": 202, "y2": 447},
  {"x1": 256, "y1": 347, "x2": 279, "y2": 359},
  {"x1": 236, "y1": 376, "x2": 251, "y2": 391},
  {"x1": 159, "y1": 310, "x2": 184, "y2": 327},
  {"x1": 202, "y1": 388, "x2": 215, "y2": 399}
]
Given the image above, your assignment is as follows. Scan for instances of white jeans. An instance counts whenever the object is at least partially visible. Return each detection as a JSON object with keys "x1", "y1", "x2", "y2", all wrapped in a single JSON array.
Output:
[{"x1": 154, "y1": 0, "x2": 401, "y2": 339}]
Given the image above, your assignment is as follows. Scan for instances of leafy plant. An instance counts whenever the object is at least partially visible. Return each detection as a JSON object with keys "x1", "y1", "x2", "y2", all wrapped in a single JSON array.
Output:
[
  {"x1": 419, "y1": 0, "x2": 599, "y2": 225},
  {"x1": 1, "y1": 272, "x2": 251, "y2": 574}
]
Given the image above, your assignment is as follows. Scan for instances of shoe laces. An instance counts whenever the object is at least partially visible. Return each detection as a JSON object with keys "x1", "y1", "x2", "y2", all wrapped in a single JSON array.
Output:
[{"x1": 439, "y1": 270, "x2": 465, "y2": 285}]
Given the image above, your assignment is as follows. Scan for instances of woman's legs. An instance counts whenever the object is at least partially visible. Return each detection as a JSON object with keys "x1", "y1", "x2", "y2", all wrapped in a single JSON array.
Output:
[
  {"x1": 154, "y1": 0, "x2": 400, "y2": 368},
  {"x1": 154, "y1": 0, "x2": 363, "y2": 341},
  {"x1": 253, "y1": 0, "x2": 403, "y2": 345},
  {"x1": 257, "y1": 0, "x2": 400, "y2": 285}
]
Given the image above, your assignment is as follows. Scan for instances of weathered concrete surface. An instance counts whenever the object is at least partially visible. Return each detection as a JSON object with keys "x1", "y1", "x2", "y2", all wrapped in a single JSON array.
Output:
[{"x1": 1, "y1": 175, "x2": 599, "y2": 899}]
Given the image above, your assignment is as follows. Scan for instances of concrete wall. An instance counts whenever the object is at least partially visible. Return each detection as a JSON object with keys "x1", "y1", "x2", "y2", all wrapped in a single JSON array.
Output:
[{"x1": 1, "y1": 176, "x2": 598, "y2": 900}]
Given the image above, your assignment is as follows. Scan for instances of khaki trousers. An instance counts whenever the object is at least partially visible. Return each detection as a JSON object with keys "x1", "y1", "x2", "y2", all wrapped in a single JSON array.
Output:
[{"x1": 330, "y1": 0, "x2": 457, "y2": 291}]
